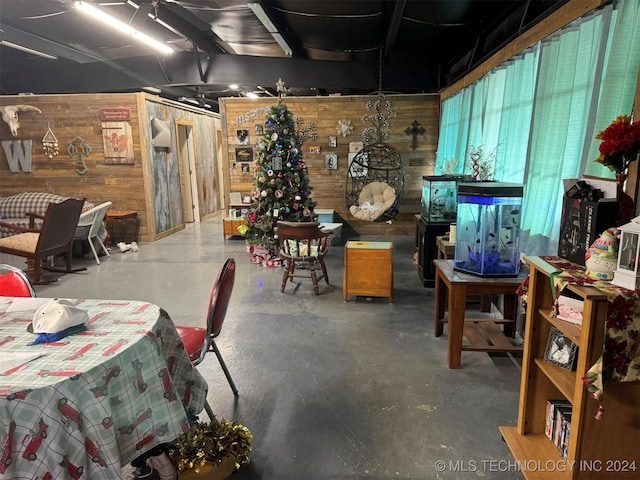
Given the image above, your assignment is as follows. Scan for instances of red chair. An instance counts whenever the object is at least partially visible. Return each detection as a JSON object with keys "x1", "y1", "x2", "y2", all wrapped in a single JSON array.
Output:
[
  {"x1": 0, "y1": 264, "x2": 36, "y2": 297},
  {"x1": 175, "y1": 258, "x2": 238, "y2": 417}
]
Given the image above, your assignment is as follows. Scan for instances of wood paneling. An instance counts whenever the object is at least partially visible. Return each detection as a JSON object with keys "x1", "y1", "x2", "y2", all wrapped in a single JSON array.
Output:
[
  {"x1": 0, "y1": 93, "x2": 150, "y2": 236},
  {"x1": 0, "y1": 93, "x2": 221, "y2": 242},
  {"x1": 219, "y1": 94, "x2": 439, "y2": 236}
]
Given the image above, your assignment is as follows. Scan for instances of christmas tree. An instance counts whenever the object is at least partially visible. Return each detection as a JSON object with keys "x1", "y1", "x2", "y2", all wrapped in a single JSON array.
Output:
[{"x1": 244, "y1": 102, "x2": 316, "y2": 253}]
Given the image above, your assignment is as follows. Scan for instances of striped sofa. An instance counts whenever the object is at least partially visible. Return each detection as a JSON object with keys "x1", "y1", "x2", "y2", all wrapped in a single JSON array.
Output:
[{"x1": 0, "y1": 192, "x2": 94, "y2": 238}]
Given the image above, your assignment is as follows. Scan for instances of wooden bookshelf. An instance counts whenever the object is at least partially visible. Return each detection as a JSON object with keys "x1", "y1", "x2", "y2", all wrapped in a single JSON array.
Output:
[{"x1": 500, "y1": 256, "x2": 640, "y2": 480}]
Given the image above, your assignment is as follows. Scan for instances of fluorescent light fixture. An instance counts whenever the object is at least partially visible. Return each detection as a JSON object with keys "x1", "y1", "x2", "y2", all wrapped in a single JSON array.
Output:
[
  {"x1": 247, "y1": 2, "x2": 292, "y2": 56},
  {"x1": 229, "y1": 84, "x2": 239, "y2": 90},
  {"x1": 0, "y1": 40, "x2": 57, "y2": 60},
  {"x1": 74, "y1": 1, "x2": 174, "y2": 55},
  {"x1": 142, "y1": 86, "x2": 162, "y2": 94},
  {"x1": 246, "y1": 92, "x2": 259, "y2": 99}
]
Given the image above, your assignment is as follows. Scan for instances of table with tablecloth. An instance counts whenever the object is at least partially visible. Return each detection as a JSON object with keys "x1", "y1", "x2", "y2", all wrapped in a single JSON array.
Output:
[
  {"x1": 517, "y1": 256, "x2": 640, "y2": 411},
  {"x1": 0, "y1": 297, "x2": 208, "y2": 479}
]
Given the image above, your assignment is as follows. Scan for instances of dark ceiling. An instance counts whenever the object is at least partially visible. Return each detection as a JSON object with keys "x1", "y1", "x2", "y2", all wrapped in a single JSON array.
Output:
[{"x1": 0, "y1": 0, "x2": 566, "y2": 112}]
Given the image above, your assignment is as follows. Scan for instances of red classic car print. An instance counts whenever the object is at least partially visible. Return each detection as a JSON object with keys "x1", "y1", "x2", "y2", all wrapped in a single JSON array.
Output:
[
  {"x1": 90, "y1": 365, "x2": 121, "y2": 398},
  {"x1": 132, "y1": 359, "x2": 147, "y2": 393},
  {"x1": 21, "y1": 418, "x2": 48, "y2": 461},
  {"x1": 113, "y1": 319, "x2": 146, "y2": 325},
  {"x1": 0, "y1": 421, "x2": 16, "y2": 474},
  {"x1": 85, "y1": 437, "x2": 106, "y2": 467},
  {"x1": 102, "y1": 339, "x2": 129, "y2": 356},
  {"x1": 0, "y1": 336, "x2": 16, "y2": 347},
  {"x1": 167, "y1": 355, "x2": 177, "y2": 375},
  {"x1": 37, "y1": 369, "x2": 82, "y2": 378},
  {"x1": 155, "y1": 423, "x2": 169, "y2": 437},
  {"x1": 6, "y1": 389, "x2": 33, "y2": 401},
  {"x1": 57, "y1": 398, "x2": 84, "y2": 431},
  {"x1": 180, "y1": 417, "x2": 190, "y2": 433},
  {"x1": 136, "y1": 330, "x2": 157, "y2": 340},
  {"x1": 60, "y1": 455, "x2": 84, "y2": 480},
  {"x1": 134, "y1": 303, "x2": 151, "y2": 315},
  {"x1": 0, "y1": 362, "x2": 29, "y2": 377},
  {"x1": 42, "y1": 341, "x2": 70, "y2": 347},
  {"x1": 89, "y1": 312, "x2": 108, "y2": 324},
  {"x1": 183, "y1": 380, "x2": 194, "y2": 406},
  {"x1": 118, "y1": 408, "x2": 152, "y2": 435},
  {"x1": 67, "y1": 342, "x2": 98, "y2": 361},
  {"x1": 102, "y1": 416, "x2": 113, "y2": 429},
  {"x1": 158, "y1": 368, "x2": 176, "y2": 402},
  {"x1": 135, "y1": 431, "x2": 156, "y2": 450},
  {"x1": 35, "y1": 474, "x2": 53, "y2": 480}
]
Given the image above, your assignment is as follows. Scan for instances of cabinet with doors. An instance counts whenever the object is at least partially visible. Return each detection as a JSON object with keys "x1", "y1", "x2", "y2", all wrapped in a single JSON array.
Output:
[{"x1": 499, "y1": 256, "x2": 640, "y2": 479}]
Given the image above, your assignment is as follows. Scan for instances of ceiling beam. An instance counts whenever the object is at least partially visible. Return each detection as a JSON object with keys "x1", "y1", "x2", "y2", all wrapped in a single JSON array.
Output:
[
  {"x1": 383, "y1": 0, "x2": 406, "y2": 62},
  {"x1": 0, "y1": 23, "x2": 98, "y2": 63},
  {"x1": 0, "y1": 52, "x2": 439, "y2": 95}
]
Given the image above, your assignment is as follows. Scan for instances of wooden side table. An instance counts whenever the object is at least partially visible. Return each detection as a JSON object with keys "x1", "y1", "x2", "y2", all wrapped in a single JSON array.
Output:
[
  {"x1": 222, "y1": 217, "x2": 247, "y2": 239},
  {"x1": 433, "y1": 259, "x2": 527, "y2": 368},
  {"x1": 343, "y1": 241, "x2": 393, "y2": 303},
  {"x1": 106, "y1": 210, "x2": 139, "y2": 244}
]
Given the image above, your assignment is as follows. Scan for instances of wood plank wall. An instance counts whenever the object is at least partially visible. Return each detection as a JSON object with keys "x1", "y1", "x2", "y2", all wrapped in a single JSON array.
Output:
[
  {"x1": 0, "y1": 93, "x2": 151, "y2": 238},
  {"x1": 0, "y1": 93, "x2": 221, "y2": 242},
  {"x1": 219, "y1": 94, "x2": 440, "y2": 236}
]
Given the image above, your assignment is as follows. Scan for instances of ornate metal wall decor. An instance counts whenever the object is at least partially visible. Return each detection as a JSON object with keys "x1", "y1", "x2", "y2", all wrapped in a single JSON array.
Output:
[
  {"x1": 405, "y1": 120, "x2": 425, "y2": 150},
  {"x1": 68, "y1": 136, "x2": 92, "y2": 175}
]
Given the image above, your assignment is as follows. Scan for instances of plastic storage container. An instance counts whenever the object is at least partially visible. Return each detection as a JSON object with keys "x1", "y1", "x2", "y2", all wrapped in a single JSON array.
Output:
[
  {"x1": 421, "y1": 175, "x2": 469, "y2": 222},
  {"x1": 454, "y1": 182, "x2": 523, "y2": 277},
  {"x1": 315, "y1": 209, "x2": 334, "y2": 223}
]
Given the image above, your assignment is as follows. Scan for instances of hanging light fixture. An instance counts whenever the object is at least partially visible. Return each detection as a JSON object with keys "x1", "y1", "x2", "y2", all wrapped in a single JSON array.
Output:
[{"x1": 74, "y1": 1, "x2": 174, "y2": 55}]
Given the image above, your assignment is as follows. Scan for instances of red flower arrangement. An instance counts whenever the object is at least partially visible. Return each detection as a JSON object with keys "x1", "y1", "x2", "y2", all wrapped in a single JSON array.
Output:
[{"x1": 594, "y1": 115, "x2": 640, "y2": 174}]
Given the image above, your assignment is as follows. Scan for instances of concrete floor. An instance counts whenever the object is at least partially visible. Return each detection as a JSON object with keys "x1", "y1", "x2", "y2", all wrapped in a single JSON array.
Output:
[{"x1": 1, "y1": 217, "x2": 525, "y2": 480}]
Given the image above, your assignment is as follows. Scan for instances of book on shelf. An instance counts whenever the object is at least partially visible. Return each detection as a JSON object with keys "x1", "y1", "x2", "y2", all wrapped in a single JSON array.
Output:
[{"x1": 545, "y1": 399, "x2": 572, "y2": 457}]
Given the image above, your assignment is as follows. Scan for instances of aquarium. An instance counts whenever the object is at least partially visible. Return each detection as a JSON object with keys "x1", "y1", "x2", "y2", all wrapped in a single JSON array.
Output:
[
  {"x1": 454, "y1": 182, "x2": 523, "y2": 277},
  {"x1": 421, "y1": 175, "x2": 469, "y2": 222}
]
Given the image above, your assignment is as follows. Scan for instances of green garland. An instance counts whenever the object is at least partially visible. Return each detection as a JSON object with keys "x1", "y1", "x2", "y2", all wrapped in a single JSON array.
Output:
[{"x1": 168, "y1": 417, "x2": 253, "y2": 474}]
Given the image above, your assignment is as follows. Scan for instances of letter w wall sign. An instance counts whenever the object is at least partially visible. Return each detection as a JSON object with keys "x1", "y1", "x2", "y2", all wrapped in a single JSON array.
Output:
[{"x1": 2, "y1": 140, "x2": 33, "y2": 172}]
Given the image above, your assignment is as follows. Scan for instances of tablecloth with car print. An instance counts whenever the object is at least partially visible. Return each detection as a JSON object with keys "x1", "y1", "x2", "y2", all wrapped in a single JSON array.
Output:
[{"x1": 0, "y1": 297, "x2": 207, "y2": 479}]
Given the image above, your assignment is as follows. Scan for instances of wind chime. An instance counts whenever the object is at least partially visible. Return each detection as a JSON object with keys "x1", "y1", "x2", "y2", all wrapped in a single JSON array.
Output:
[{"x1": 42, "y1": 123, "x2": 59, "y2": 159}]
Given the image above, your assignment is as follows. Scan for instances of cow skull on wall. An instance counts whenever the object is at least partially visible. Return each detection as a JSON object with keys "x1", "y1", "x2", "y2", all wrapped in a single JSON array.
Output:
[{"x1": 0, "y1": 105, "x2": 42, "y2": 137}]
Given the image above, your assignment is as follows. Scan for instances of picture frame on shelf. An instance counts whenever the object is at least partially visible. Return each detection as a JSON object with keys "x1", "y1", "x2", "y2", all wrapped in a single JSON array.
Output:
[
  {"x1": 309, "y1": 145, "x2": 321, "y2": 154},
  {"x1": 229, "y1": 192, "x2": 242, "y2": 205},
  {"x1": 543, "y1": 327, "x2": 578, "y2": 371},
  {"x1": 328, "y1": 136, "x2": 337, "y2": 148}
]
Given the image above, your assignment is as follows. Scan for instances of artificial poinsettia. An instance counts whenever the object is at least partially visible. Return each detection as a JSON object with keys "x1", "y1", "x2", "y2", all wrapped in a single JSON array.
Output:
[{"x1": 594, "y1": 115, "x2": 640, "y2": 174}]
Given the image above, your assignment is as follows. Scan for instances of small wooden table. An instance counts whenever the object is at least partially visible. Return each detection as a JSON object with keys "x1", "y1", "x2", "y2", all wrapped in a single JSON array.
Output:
[
  {"x1": 433, "y1": 259, "x2": 527, "y2": 368},
  {"x1": 344, "y1": 241, "x2": 393, "y2": 302}
]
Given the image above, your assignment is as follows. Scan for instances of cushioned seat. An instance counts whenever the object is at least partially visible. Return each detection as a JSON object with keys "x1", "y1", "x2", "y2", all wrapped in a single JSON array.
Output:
[
  {"x1": 0, "y1": 192, "x2": 94, "y2": 238},
  {"x1": 349, "y1": 181, "x2": 397, "y2": 222}
]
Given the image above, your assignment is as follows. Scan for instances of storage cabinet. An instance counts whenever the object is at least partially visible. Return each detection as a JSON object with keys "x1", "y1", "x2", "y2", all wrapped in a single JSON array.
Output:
[
  {"x1": 343, "y1": 241, "x2": 393, "y2": 302},
  {"x1": 415, "y1": 215, "x2": 449, "y2": 287},
  {"x1": 500, "y1": 256, "x2": 640, "y2": 479},
  {"x1": 222, "y1": 218, "x2": 247, "y2": 239}
]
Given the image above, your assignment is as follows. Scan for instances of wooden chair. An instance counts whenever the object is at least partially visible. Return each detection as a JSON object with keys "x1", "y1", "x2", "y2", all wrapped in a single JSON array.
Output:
[
  {"x1": 175, "y1": 258, "x2": 238, "y2": 419},
  {"x1": 75, "y1": 201, "x2": 112, "y2": 264},
  {"x1": 0, "y1": 264, "x2": 36, "y2": 297},
  {"x1": 0, "y1": 198, "x2": 86, "y2": 284},
  {"x1": 276, "y1": 221, "x2": 330, "y2": 295}
]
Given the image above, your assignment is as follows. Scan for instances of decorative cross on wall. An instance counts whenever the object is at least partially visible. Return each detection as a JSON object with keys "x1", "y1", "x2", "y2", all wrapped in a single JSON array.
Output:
[{"x1": 405, "y1": 120, "x2": 425, "y2": 150}]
